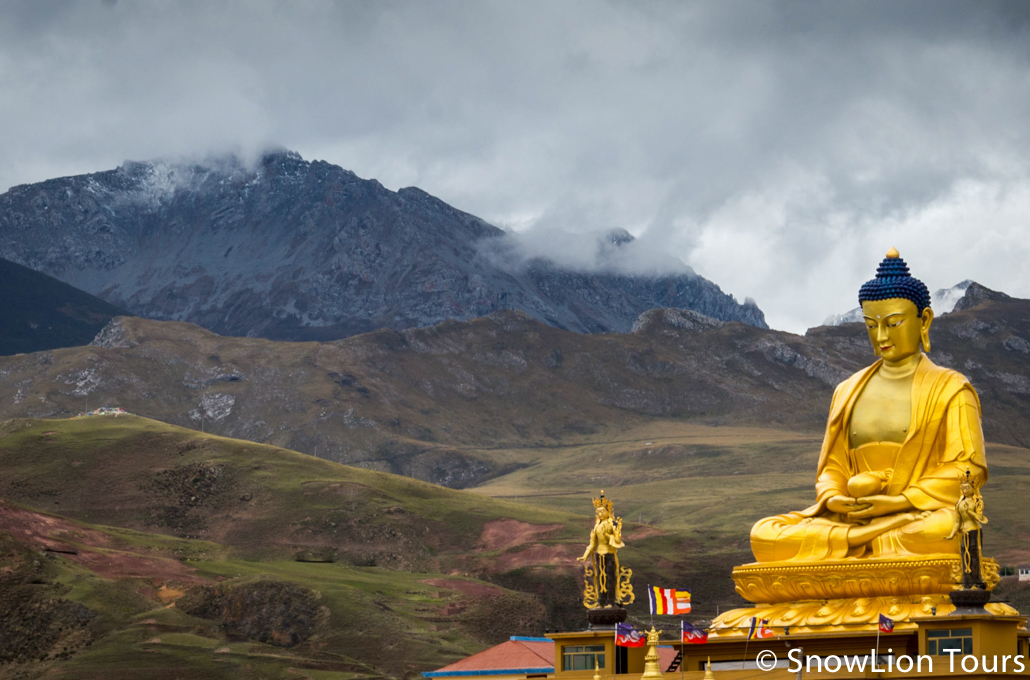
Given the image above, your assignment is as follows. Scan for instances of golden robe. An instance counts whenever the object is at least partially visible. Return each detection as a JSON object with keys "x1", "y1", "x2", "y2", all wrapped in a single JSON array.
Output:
[{"x1": 751, "y1": 355, "x2": 987, "y2": 562}]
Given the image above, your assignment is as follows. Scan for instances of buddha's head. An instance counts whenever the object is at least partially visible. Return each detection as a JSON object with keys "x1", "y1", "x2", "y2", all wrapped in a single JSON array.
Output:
[{"x1": 858, "y1": 248, "x2": 933, "y2": 363}]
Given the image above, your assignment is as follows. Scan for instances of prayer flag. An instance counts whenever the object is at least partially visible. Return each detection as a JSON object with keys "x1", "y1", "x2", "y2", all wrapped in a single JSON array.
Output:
[
  {"x1": 748, "y1": 617, "x2": 775, "y2": 640},
  {"x1": 616, "y1": 622, "x2": 646, "y2": 648},
  {"x1": 879, "y1": 614, "x2": 895, "y2": 633},
  {"x1": 681, "y1": 621, "x2": 708, "y2": 644},
  {"x1": 647, "y1": 586, "x2": 691, "y2": 615}
]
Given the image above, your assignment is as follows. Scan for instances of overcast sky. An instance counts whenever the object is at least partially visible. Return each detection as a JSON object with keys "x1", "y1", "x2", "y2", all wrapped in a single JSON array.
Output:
[{"x1": 3, "y1": 0, "x2": 1030, "y2": 332}]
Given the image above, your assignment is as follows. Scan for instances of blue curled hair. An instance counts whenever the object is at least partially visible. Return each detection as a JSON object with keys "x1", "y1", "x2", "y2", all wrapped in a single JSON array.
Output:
[{"x1": 857, "y1": 253, "x2": 931, "y2": 315}]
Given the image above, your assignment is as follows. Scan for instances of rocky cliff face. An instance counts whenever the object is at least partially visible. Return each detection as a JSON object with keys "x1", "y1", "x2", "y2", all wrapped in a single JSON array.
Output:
[{"x1": 0, "y1": 151, "x2": 765, "y2": 340}]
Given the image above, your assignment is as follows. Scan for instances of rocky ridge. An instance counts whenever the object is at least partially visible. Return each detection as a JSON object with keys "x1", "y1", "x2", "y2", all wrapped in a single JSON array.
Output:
[{"x1": 0, "y1": 283, "x2": 1026, "y2": 488}]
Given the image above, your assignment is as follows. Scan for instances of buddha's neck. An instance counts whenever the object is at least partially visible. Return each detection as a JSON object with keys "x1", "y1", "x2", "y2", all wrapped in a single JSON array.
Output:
[{"x1": 879, "y1": 352, "x2": 923, "y2": 379}]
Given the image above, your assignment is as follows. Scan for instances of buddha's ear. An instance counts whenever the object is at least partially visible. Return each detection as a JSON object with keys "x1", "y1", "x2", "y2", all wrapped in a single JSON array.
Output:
[{"x1": 920, "y1": 307, "x2": 934, "y2": 353}]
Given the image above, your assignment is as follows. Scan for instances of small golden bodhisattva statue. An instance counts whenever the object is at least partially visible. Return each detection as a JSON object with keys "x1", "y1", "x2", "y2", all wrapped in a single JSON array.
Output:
[
  {"x1": 578, "y1": 491, "x2": 634, "y2": 609},
  {"x1": 946, "y1": 470, "x2": 988, "y2": 589}
]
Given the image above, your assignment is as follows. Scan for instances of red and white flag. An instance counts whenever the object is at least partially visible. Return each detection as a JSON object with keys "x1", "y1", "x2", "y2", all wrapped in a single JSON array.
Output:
[
  {"x1": 682, "y1": 621, "x2": 708, "y2": 644},
  {"x1": 616, "y1": 623, "x2": 646, "y2": 648}
]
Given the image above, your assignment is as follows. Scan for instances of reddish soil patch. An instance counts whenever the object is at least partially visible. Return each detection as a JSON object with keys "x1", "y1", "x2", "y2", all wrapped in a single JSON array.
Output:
[
  {"x1": 67, "y1": 550, "x2": 204, "y2": 584},
  {"x1": 419, "y1": 578, "x2": 505, "y2": 598},
  {"x1": 492, "y1": 543, "x2": 580, "y2": 572},
  {"x1": 0, "y1": 501, "x2": 111, "y2": 552},
  {"x1": 0, "y1": 501, "x2": 203, "y2": 585},
  {"x1": 477, "y1": 519, "x2": 563, "y2": 551}
]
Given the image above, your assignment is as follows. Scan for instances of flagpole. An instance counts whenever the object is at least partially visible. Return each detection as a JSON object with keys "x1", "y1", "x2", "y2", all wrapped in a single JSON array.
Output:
[
  {"x1": 741, "y1": 620, "x2": 751, "y2": 671},
  {"x1": 875, "y1": 626, "x2": 881, "y2": 668},
  {"x1": 680, "y1": 626, "x2": 684, "y2": 680}
]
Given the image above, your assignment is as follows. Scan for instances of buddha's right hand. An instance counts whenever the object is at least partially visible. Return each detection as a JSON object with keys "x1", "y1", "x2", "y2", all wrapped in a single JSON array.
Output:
[{"x1": 826, "y1": 495, "x2": 867, "y2": 515}]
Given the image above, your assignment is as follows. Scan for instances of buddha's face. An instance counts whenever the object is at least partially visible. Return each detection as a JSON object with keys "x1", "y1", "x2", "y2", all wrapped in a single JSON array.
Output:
[
  {"x1": 595, "y1": 506, "x2": 610, "y2": 522},
  {"x1": 861, "y1": 297, "x2": 933, "y2": 363}
]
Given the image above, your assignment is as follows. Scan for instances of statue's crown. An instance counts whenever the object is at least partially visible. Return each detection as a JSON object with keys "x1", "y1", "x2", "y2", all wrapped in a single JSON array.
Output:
[{"x1": 592, "y1": 490, "x2": 614, "y2": 513}]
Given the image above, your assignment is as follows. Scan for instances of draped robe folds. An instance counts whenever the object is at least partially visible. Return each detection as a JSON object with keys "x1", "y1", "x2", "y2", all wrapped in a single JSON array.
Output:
[{"x1": 750, "y1": 356, "x2": 987, "y2": 563}]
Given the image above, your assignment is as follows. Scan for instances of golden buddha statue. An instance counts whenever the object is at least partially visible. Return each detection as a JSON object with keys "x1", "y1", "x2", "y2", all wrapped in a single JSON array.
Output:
[{"x1": 713, "y1": 249, "x2": 1013, "y2": 635}]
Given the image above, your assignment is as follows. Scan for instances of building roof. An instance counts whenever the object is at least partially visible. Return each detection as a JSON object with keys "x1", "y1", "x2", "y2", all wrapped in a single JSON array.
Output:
[
  {"x1": 423, "y1": 636, "x2": 683, "y2": 678},
  {"x1": 423, "y1": 637, "x2": 555, "y2": 677}
]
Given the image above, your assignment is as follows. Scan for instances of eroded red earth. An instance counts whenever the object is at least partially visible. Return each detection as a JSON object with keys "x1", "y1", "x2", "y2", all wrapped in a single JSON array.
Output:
[
  {"x1": 477, "y1": 518, "x2": 563, "y2": 551},
  {"x1": 0, "y1": 501, "x2": 203, "y2": 584}
]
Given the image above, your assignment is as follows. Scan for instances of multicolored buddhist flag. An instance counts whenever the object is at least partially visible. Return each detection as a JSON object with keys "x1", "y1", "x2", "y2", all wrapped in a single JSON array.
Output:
[
  {"x1": 616, "y1": 622, "x2": 646, "y2": 647},
  {"x1": 747, "y1": 617, "x2": 775, "y2": 640},
  {"x1": 681, "y1": 621, "x2": 708, "y2": 644},
  {"x1": 878, "y1": 614, "x2": 895, "y2": 633},
  {"x1": 647, "y1": 586, "x2": 691, "y2": 615}
]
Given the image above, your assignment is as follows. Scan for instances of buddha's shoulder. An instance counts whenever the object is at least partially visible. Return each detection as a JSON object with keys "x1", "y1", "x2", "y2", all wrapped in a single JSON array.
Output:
[
  {"x1": 833, "y1": 356, "x2": 974, "y2": 395},
  {"x1": 918, "y1": 356, "x2": 973, "y2": 386}
]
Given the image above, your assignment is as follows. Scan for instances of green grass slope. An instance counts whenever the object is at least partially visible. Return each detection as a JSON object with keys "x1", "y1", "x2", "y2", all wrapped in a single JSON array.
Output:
[
  {"x1": 0, "y1": 501, "x2": 517, "y2": 679},
  {"x1": 0, "y1": 415, "x2": 745, "y2": 678},
  {"x1": 467, "y1": 423, "x2": 1030, "y2": 566}
]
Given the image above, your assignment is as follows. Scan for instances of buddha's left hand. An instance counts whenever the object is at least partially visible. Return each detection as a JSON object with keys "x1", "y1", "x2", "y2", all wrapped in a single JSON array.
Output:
[{"x1": 846, "y1": 494, "x2": 913, "y2": 521}]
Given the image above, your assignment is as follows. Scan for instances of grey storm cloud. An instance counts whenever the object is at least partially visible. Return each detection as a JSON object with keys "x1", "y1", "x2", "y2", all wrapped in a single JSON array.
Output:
[{"x1": 2, "y1": 0, "x2": 1030, "y2": 331}]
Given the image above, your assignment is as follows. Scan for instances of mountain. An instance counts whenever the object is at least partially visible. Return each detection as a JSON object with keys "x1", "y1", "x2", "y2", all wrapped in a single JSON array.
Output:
[
  {"x1": 820, "y1": 279, "x2": 978, "y2": 326},
  {"x1": 0, "y1": 284, "x2": 1027, "y2": 490},
  {"x1": 0, "y1": 151, "x2": 765, "y2": 341},
  {"x1": 0, "y1": 257, "x2": 125, "y2": 356}
]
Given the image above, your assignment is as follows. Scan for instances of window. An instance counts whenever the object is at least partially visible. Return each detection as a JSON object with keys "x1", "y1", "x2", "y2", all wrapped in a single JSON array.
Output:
[
  {"x1": 562, "y1": 645, "x2": 605, "y2": 671},
  {"x1": 927, "y1": 628, "x2": 973, "y2": 655}
]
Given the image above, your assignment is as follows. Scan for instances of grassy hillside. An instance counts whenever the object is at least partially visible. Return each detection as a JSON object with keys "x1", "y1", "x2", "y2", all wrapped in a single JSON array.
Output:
[
  {"x1": 0, "y1": 415, "x2": 747, "y2": 679},
  {"x1": 0, "y1": 500, "x2": 513, "y2": 679},
  {"x1": 465, "y1": 424, "x2": 1030, "y2": 566}
]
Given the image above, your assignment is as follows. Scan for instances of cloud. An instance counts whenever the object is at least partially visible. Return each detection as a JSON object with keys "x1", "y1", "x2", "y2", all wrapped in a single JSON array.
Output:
[
  {"x1": 2, "y1": 0, "x2": 1030, "y2": 331},
  {"x1": 479, "y1": 226, "x2": 693, "y2": 278}
]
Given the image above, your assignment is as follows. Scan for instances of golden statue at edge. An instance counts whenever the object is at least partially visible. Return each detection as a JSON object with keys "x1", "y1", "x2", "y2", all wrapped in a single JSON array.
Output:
[
  {"x1": 578, "y1": 491, "x2": 634, "y2": 609},
  {"x1": 751, "y1": 248, "x2": 984, "y2": 562},
  {"x1": 714, "y1": 248, "x2": 1013, "y2": 635}
]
